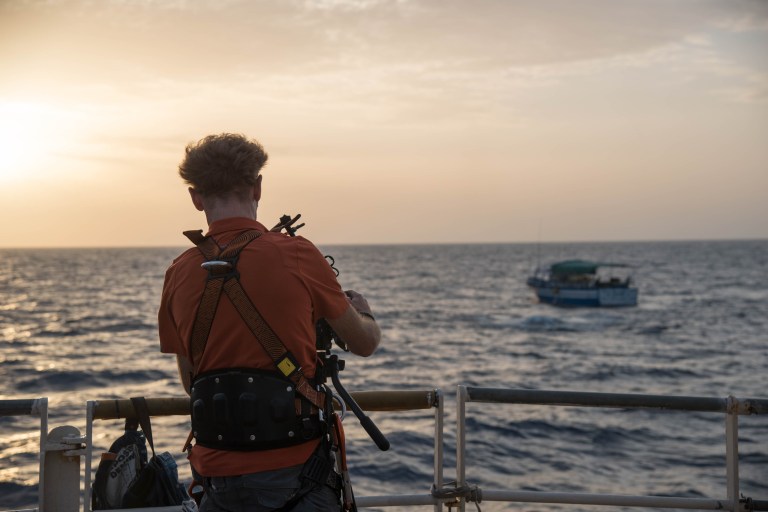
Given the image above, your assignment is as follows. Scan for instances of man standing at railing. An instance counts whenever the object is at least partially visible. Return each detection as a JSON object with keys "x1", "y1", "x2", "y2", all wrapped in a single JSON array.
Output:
[{"x1": 158, "y1": 133, "x2": 381, "y2": 511}]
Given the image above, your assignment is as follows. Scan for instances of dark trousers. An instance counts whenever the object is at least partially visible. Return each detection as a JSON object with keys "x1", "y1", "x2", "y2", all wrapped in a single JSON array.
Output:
[{"x1": 193, "y1": 463, "x2": 341, "y2": 512}]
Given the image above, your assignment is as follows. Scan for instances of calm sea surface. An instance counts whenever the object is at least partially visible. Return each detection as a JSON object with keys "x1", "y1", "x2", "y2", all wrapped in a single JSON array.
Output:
[{"x1": 1, "y1": 240, "x2": 767, "y2": 510}]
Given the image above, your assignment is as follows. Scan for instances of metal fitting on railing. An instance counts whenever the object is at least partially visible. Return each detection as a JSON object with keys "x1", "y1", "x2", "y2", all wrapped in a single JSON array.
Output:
[
  {"x1": 432, "y1": 482, "x2": 483, "y2": 511},
  {"x1": 743, "y1": 496, "x2": 768, "y2": 511},
  {"x1": 45, "y1": 432, "x2": 87, "y2": 458}
]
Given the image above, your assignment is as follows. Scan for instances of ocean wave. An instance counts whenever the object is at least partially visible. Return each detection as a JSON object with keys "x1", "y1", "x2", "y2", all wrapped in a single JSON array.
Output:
[
  {"x1": 14, "y1": 368, "x2": 170, "y2": 392},
  {"x1": 586, "y1": 365, "x2": 701, "y2": 382},
  {"x1": 36, "y1": 327, "x2": 83, "y2": 337},
  {"x1": 518, "y1": 315, "x2": 576, "y2": 332},
  {"x1": 83, "y1": 320, "x2": 156, "y2": 333},
  {"x1": 0, "y1": 482, "x2": 36, "y2": 509}
]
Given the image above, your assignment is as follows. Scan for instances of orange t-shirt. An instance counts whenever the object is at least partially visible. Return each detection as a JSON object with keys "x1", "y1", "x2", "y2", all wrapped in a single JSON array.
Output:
[{"x1": 158, "y1": 217, "x2": 349, "y2": 477}]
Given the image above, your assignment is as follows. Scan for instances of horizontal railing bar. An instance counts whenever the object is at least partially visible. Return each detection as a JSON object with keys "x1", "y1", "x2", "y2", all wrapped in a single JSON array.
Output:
[
  {"x1": 91, "y1": 389, "x2": 439, "y2": 420},
  {"x1": 98, "y1": 507, "x2": 182, "y2": 511},
  {"x1": 356, "y1": 494, "x2": 441, "y2": 507},
  {"x1": 0, "y1": 398, "x2": 44, "y2": 417},
  {"x1": 350, "y1": 390, "x2": 439, "y2": 411},
  {"x1": 464, "y1": 388, "x2": 768, "y2": 414},
  {"x1": 481, "y1": 490, "x2": 733, "y2": 510},
  {"x1": 92, "y1": 397, "x2": 187, "y2": 420}
]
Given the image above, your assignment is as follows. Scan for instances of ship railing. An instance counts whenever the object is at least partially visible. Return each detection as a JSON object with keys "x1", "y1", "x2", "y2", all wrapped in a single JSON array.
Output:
[
  {"x1": 455, "y1": 386, "x2": 768, "y2": 512},
  {"x1": 82, "y1": 389, "x2": 445, "y2": 512},
  {"x1": 0, "y1": 398, "x2": 47, "y2": 512},
  {"x1": 1, "y1": 398, "x2": 86, "y2": 512},
  {"x1": 8, "y1": 388, "x2": 767, "y2": 511}
]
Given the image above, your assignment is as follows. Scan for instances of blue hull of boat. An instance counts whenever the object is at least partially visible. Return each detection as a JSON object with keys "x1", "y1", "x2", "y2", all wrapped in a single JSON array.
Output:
[{"x1": 528, "y1": 281, "x2": 638, "y2": 307}]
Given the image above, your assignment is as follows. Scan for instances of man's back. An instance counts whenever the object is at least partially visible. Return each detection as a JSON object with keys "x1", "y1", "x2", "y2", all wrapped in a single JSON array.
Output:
[{"x1": 159, "y1": 217, "x2": 349, "y2": 476}]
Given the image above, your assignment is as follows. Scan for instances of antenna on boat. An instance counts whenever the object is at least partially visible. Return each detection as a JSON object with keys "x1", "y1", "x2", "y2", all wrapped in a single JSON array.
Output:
[{"x1": 535, "y1": 218, "x2": 543, "y2": 270}]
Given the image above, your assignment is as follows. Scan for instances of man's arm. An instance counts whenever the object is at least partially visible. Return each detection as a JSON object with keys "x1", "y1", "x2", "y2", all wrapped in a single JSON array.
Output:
[{"x1": 327, "y1": 290, "x2": 381, "y2": 357}]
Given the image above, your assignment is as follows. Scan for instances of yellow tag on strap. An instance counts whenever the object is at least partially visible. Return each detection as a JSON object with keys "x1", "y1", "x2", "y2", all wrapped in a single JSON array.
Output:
[{"x1": 277, "y1": 355, "x2": 298, "y2": 377}]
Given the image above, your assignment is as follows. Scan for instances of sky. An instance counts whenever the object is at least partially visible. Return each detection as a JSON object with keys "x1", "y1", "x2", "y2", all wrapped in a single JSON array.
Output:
[{"x1": 1, "y1": 0, "x2": 767, "y2": 247}]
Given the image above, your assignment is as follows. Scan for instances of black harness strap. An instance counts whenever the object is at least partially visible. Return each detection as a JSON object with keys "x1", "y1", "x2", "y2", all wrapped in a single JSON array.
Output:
[{"x1": 183, "y1": 229, "x2": 326, "y2": 411}]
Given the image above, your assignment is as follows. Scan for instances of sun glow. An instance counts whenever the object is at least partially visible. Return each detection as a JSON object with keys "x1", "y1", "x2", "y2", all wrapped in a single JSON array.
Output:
[{"x1": 0, "y1": 101, "x2": 73, "y2": 184}]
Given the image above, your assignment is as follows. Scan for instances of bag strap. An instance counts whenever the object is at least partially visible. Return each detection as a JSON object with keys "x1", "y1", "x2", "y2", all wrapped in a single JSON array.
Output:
[
  {"x1": 183, "y1": 229, "x2": 326, "y2": 411},
  {"x1": 130, "y1": 396, "x2": 155, "y2": 458}
]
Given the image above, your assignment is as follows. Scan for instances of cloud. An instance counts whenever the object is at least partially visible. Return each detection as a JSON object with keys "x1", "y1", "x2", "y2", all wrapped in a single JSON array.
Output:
[
  {"x1": 4, "y1": 0, "x2": 766, "y2": 81},
  {"x1": 4, "y1": 0, "x2": 765, "y2": 130}
]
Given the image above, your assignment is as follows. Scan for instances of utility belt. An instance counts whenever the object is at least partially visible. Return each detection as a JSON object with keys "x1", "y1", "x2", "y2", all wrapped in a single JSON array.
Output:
[{"x1": 190, "y1": 368, "x2": 324, "y2": 451}]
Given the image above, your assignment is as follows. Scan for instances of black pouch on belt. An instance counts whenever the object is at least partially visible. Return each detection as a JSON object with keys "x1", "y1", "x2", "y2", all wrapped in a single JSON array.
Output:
[{"x1": 190, "y1": 368, "x2": 322, "y2": 451}]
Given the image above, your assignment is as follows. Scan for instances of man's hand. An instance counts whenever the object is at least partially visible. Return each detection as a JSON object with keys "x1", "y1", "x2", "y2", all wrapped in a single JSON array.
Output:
[{"x1": 345, "y1": 289, "x2": 374, "y2": 319}]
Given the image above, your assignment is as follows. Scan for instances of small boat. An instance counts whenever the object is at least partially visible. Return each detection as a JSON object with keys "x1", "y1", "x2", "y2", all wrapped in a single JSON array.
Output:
[{"x1": 526, "y1": 259, "x2": 638, "y2": 307}]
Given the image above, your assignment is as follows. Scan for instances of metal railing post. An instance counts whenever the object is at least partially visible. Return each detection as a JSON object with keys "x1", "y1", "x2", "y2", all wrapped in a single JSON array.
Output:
[
  {"x1": 83, "y1": 400, "x2": 96, "y2": 512},
  {"x1": 36, "y1": 398, "x2": 49, "y2": 512},
  {"x1": 42, "y1": 425, "x2": 83, "y2": 512},
  {"x1": 456, "y1": 385, "x2": 468, "y2": 512},
  {"x1": 725, "y1": 396, "x2": 741, "y2": 512},
  {"x1": 434, "y1": 389, "x2": 444, "y2": 512}
]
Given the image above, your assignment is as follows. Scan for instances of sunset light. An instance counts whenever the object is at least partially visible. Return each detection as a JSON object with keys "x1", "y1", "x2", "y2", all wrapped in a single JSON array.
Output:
[
  {"x1": 0, "y1": 0, "x2": 766, "y2": 247},
  {"x1": 0, "y1": 102, "x2": 47, "y2": 181},
  {"x1": 0, "y1": 101, "x2": 81, "y2": 184}
]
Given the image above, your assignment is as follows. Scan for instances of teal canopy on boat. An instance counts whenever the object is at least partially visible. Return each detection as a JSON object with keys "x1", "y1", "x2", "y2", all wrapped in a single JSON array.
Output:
[{"x1": 549, "y1": 260, "x2": 630, "y2": 276}]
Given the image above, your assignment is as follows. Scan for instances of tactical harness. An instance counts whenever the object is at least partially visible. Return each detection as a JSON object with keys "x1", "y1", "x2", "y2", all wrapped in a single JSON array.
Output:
[
  {"x1": 182, "y1": 221, "x2": 378, "y2": 511},
  {"x1": 183, "y1": 228, "x2": 328, "y2": 451}
]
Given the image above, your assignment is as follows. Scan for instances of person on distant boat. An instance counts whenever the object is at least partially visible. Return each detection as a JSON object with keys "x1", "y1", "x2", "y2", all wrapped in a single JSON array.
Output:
[{"x1": 158, "y1": 133, "x2": 381, "y2": 511}]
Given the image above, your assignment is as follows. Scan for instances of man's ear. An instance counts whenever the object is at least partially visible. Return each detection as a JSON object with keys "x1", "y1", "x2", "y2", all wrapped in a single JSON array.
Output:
[
  {"x1": 254, "y1": 174, "x2": 263, "y2": 202},
  {"x1": 189, "y1": 187, "x2": 205, "y2": 211}
]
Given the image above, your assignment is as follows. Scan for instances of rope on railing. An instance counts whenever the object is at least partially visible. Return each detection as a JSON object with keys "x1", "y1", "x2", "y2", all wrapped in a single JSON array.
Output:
[
  {"x1": 432, "y1": 481, "x2": 483, "y2": 511},
  {"x1": 744, "y1": 496, "x2": 768, "y2": 511}
]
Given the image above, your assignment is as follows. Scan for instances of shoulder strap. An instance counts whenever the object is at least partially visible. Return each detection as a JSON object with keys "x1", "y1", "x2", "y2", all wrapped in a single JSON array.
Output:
[
  {"x1": 220, "y1": 275, "x2": 326, "y2": 410},
  {"x1": 185, "y1": 230, "x2": 262, "y2": 374},
  {"x1": 184, "y1": 229, "x2": 326, "y2": 410}
]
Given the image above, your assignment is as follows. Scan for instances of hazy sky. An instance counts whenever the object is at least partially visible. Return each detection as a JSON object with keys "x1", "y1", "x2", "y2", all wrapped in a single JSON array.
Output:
[{"x1": 1, "y1": 0, "x2": 766, "y2": 247}]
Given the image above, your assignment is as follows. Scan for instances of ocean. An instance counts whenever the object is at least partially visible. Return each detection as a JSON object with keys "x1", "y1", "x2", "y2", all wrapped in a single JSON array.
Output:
[{"x1": 1, "y1": 240, "x2": 766, "y2": 510}]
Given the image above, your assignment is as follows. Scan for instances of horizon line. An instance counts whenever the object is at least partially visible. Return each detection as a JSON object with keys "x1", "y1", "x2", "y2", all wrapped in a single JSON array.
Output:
[{"x1": 1, "y1": 236, "x2": 766, "y2": 250}]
